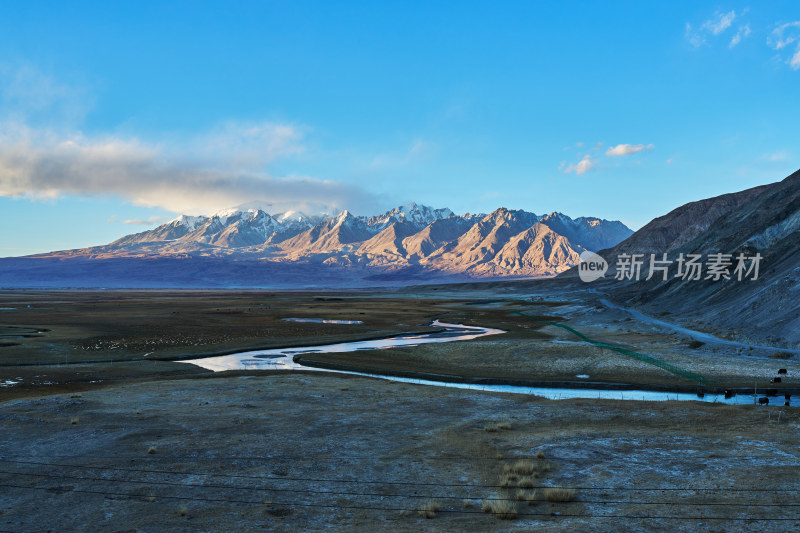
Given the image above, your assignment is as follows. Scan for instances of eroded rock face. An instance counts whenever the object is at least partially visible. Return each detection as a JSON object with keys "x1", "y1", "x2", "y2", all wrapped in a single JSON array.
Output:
[{"x1": 593, "y1": 169, "x2": 800, "y2": 347}]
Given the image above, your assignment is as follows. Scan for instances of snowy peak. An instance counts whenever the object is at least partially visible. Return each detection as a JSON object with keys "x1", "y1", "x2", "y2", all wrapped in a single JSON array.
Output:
[
  {"x1": 366, "y1": 203, "x2": 455, "y2": 232},
  {"x1": 171, "y1": 214, "x2": 206, "y2": 231},
  {"x1": 98, "y1": 203, "x2": 632, "y2": 279},
  {"x1": 538, "y1": 212, "x2": 633, "y2": 251}
]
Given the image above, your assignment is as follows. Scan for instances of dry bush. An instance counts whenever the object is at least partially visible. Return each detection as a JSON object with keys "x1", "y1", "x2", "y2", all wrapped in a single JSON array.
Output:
[
  {"x1": 516, "y1": 490, "x2": 527, "y2": 501},
  {"x1": 147, "y1": 446, "x2": 157, "y2": 455},
  {"x1": 511, "y1": 459, "x2": 536, "y2": 475},
  {"x1": 525, "y1": 490, "x2": 538, "y2": 504},
  {"x1": 178, "y1": 506, "x2": 188, "y2": 517},
  {"x1": 544, "y1": 487, "x2": 575, "y2": 502},
  {"x1": 536, "y1": 450, "x2": 546, "y2": 459},
  {"x1": 69, "y1": 417, "x2": 79, "y2": 425},
  {"x1": 518, "y1": 476, "x2": 534, "y2": 488},
  {"x1": 484, "y1": 421, "x2": 512, "y2": 432},
  {"x1": 499, "y1": 473, "x2": 518, "y2": 487},
  {"x1": 483, "y1": 499, "x2": 517, "y2": 520},
  {"x1": 418, "y1": 500, "x2": 440, "y2": 519}
]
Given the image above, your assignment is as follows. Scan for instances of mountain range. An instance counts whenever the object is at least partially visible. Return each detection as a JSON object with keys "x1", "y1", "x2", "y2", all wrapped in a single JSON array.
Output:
[{"x1": 1, "y1": 203, "x2": 631, "y2": 287}]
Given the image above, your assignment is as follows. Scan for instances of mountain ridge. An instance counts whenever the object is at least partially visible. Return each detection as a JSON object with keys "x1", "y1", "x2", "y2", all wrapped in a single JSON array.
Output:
[{"x1": 4, "y1": 202, "x2": 633, "y2": 286}]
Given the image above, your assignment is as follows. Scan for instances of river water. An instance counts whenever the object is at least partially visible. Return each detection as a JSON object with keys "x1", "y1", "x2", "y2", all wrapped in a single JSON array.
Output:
[{"x1": 179, "y1": 320, "x2": 796, "y2": 406}]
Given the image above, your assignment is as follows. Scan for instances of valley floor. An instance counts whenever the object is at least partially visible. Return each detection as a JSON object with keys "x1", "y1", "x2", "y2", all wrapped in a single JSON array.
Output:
[
  {"x1": 0, "y1": 286, "x2": 798, "y2": 530},
  {"x1": 1, "y1": 373, "x2": 798, "y2": 532}
]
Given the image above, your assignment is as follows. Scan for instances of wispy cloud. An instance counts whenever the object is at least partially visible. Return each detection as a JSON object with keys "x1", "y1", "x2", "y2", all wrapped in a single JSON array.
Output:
[
  {"x1": 729, "y1": 24, "x2": 751, "y2": 48},
  {"x1": 194, "y1": 121, "x2": 307, "y2": 169},
  {"x1": 369, "y1": 138, "x2": 433, "y2": 169},
  {"x1": 703, "y1": 10, "x2": 736, "y2": 36},
  {"x1": 768, "y1": 22, "x2": 800, "y2": 70},
  {"x1": 685, "y1": 23, "x2": 706, "y2": 48},
  {"x1": 562, "y1": 154, "x2": 594, "y2": 175},
  {"x1": 763, "y1": 151, "x2": 789, "y2": 162},
  {"x1": 0, "y1": 63, "x2": 91, "y2": 126},
  {"x1": 0, "y1": 65, "x2": 378, "y2": 216},
  {"x1": 686, "y1": 10, "x2": 743, "y2": 48},
  {"x1": 120, "y1": 215, "x2": 172, "y2": 226},
  {"x1": 0, "y1": 124, "x2": 376, "y2": 216},
  {"x1": 605, "y1": 143, "x2": 654, "y2": 157}
]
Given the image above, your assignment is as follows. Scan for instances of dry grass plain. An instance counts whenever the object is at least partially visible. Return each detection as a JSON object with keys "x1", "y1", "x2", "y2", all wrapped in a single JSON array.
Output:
[{"x1": 1, "y1": 288, "x2": 799, "y2": 531}]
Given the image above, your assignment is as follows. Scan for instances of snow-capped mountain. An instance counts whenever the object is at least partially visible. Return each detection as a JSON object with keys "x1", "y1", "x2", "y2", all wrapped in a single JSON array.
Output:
[
  {"x1": 11, "y1": 203, "x2": 633, "y2": 287},
  {"x1": 366, "y1": 202, "x2": 455, "y2": 232}
]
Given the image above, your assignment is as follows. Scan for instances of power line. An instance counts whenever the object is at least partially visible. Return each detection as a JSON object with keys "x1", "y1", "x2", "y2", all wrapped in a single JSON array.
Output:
[
  {"x1": 2, "y1": 462, "x2": 799, "y2": 508},
  {"x1": 2, "y1": 457, "x2": 798, "y2": 493},
  {"x1": 1, "y1": 467, "x2": 798, "y2": 508},
  {"x1": 5, "y1": 451, "x2": 798, "y2": 462},
  {"x1": 2, "y1": 482, "x2": 799, "y2": 522},
  {"x1": 0, "y1": 471, "x2": 800, "y2": 507}
]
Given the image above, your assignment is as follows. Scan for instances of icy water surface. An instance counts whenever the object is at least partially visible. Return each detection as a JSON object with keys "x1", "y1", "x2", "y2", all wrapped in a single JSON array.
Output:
[{"x1": 282, "y1": 318, "x2": 364, "y2": 324}]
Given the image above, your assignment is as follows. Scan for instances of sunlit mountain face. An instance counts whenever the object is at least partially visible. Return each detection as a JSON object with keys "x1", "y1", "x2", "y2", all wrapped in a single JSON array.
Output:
[{"x1": 0, "y1": 203, "x2": 632, "y2": 287}]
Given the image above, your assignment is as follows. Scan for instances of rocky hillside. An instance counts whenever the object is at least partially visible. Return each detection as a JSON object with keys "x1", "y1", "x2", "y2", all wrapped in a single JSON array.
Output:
[{"x1": 589, "y1": 169, "x2": 800, "y2": 347}]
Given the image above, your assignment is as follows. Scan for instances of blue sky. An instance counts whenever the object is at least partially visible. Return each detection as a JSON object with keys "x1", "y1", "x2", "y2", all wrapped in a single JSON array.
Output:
[{"x1": 1, "y1": 1, "x2": 798, "y2": 255}]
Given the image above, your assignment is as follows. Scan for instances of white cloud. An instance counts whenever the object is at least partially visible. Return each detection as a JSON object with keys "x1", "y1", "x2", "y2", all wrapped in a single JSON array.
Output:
[
  {"x1": 702, "y1": 10, "x2": 736, "y2": 35},
  {"x1": 194, "y1": 121, "x2": 307, "y2": 169},
  {"x1": 0, "y1": 64, "x2": 380, "y2": 216},
  {"x1": 767, "y1": 22, "x2": 800, "y2": 70},
  {"x1": 767, "y1": 21, "x2": 800, "y2": 49},
  {"x1": 687, "y1": 10, "x2": 746, "y2": 48},
  {"x1": 0, "y1": 126, "x2": 377, "y2": 216},
  {"x1": 685, "y1": 23, "x2": 706, "y2": 48},
  {"x1": 605, "y1": 143, "x2": 654, "y2": 157},
  {"x1": 764, "y1": 151, "x2": 789, "y2": 162},
  {"x1": 121, "y1": 216, "x2": 172, "y2": 226},
  {"x1": 729, "y1": 25, "x2": 751, "y2": 48},
  {"x1": 563, "y1": 154, "x2": 594, "y2": 175},
  {"x1": 0, "y1": 63, "x2": 91, "y2": 126},
  {"x1": 368, "y1": 138, "x2": 432, "y2": 169},
  {"x1": 792, "y1": 48, "x2": 800, "y2": 69}
]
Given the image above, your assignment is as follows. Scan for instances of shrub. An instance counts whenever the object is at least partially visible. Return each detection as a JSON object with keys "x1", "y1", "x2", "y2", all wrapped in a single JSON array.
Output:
[
  {"x1": 544, "y1": 487, "x2": 575, "y2": 502},
  {"x1": 499, "y1": 473, "x2": 517, "y2": 487},
  {"x1": 417, "y1": 500, "x2": 440, "y2": 519},
  {"x1": 483, "y1": 499, "x2": 517, "y2": 520},
  {"x1": 518, "y1": 476, "x2": 534, "y2": 488},
  {"x1": 511, "y1": 459, "x2": 535, "y2": 475}
]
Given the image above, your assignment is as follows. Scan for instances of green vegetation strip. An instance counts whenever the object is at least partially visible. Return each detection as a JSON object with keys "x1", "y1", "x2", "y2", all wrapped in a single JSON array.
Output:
[{"x1": 510, "y1": 309, "x2": 707, "y2": 385}]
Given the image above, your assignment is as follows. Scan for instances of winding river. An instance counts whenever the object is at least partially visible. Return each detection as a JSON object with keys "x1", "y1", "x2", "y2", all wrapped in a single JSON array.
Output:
[{"x1": 180, "y1": 320, "x2": 796, "y2": 406}]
